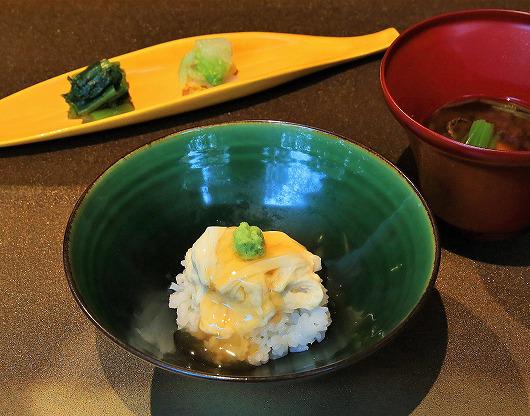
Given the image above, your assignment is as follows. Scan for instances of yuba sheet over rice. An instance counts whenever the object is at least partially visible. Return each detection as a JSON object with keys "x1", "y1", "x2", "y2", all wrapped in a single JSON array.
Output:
[{"x1": 169, "y1": 225, "x2": 331, "y2": 366}]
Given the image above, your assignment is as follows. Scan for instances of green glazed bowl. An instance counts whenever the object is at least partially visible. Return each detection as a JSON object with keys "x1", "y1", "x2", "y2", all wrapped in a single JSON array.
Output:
[{"x1": 64, "y1": 121, "x2": 439, "y2": 381}]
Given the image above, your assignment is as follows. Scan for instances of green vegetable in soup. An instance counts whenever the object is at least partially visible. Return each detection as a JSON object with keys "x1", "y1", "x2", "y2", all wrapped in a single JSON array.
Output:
[
  {"x1": 233, "y1": 222, "x2": 265, "y2": 260},
  {"x1": 425, "y1": 99, "x2": 530, "y2": 151},
  {"x1": 465, "y1": 119, "x2": 494, "y2": 149}
]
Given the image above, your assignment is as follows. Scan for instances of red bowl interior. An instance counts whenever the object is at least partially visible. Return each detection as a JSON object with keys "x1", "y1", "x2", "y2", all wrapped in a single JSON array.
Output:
[{"x1": 381, "y1": 9, "x2": 530, "y2": 165}]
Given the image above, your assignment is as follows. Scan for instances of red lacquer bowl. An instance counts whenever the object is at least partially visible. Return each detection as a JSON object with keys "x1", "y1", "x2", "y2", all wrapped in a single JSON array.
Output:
[{"x1": 381, "y1": 9, "x2": 530, "y2": 238}]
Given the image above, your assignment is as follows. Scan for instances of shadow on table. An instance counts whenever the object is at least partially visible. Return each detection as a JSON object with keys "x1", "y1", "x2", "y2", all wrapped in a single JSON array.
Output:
[
  {"x1": 148, "y1": 289, "x2": 447, "y2": 416},
  {"x1": 438, "y1": 295, "x2": 529, "y2": 415},
  {"x1": 0, "y1": 53, "x2": 382, "y2": 160},
  {"x1": 441, "y1": 221, "x2": 530, "y2": 329},
  {"x1": 395, "y1": 146, "x2": 418, "y2": 184},
  {"x1": 439, "y1": 222, "x2": 530, "y2": 267}
]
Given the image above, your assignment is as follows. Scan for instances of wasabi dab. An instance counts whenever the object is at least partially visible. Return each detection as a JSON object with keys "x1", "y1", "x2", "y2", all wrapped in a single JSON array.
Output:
[
  {"x1": 233, "y1": 222, "x2": 265, "y2": 260},
  {"x1": 179, "y1": 38, "x2": 237, "y2": 95}
]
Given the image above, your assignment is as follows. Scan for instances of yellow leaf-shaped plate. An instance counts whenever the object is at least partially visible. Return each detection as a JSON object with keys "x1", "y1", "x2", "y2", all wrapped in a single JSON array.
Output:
[{"x1": 0, "y1": 29, "x2": 398, "y2": 147}]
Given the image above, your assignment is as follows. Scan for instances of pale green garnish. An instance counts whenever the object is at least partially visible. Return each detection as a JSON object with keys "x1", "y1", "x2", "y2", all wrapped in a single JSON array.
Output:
[
  {"x1": 233, "y1": 222, "x2": 265, "y2": 260},
  {"x1": 179, "y1": 38, "x2": 234, "y2": 93}
]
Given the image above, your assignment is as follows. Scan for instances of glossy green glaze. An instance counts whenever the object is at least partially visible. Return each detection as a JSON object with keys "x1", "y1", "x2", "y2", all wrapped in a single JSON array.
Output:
[{"x1": 64, "y1": 121, "x2": 439, "y2": 380}]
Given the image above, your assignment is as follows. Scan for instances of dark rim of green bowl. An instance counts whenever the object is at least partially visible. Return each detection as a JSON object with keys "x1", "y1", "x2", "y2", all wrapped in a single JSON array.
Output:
[{"x1": 63, "y1": 120, "x2": 441, "y2": 382}]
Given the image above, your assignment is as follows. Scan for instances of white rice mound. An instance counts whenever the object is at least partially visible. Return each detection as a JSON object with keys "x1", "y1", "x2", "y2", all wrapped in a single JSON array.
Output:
[{"x1": 169, "y1": 247, "x2": 332, "y2": 366}]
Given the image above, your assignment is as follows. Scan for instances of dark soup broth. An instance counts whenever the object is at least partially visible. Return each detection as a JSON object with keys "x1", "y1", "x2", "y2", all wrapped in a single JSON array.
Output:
[{"x1": 424, "y1": 98, "x2": 530, "y2": 151}]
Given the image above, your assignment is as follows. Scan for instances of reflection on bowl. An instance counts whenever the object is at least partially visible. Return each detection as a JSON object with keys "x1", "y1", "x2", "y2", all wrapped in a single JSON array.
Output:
[
  {"x1": 381, "y1": 9, "x2": 530, "y2": 238},
  {"x1": 64, "y1": 121, "x2": 439, "y2": 381}
]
